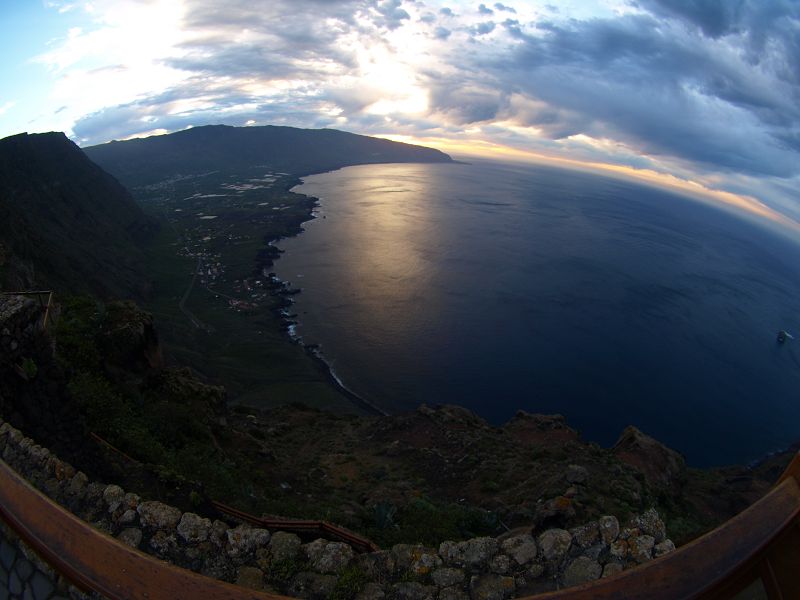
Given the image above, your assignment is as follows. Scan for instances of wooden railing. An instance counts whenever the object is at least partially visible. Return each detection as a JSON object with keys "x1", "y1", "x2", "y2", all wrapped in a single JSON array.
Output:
[
  {"x1": 212, "y1": 501, "x2": 379, "y2": 553},
  {"x1": 1, "y1": 290, "x2": 55, "y2": 330},
  {"x1": 0, "y1": 458, "x2": 292, "y2": 600},
  {"x1": 1, "y1": 450, "x2": 799, "y2": 599}
]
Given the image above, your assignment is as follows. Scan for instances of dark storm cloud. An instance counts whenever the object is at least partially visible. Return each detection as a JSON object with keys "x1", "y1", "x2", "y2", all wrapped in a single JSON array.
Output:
[
  {"x1": 478, "y1": 4, "x2": 494, "y2": 15},
  {"x1": 424, "y1": 7, "x2": 800, "y2": 178},
  {"x1": 637, "y1": 0, "x2": 799, "y2": 40}
]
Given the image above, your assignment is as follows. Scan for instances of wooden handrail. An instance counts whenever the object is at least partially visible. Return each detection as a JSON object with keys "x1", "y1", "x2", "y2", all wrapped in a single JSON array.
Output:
[
  {"x1": 1, "y1": 290, "x2": 55, "y2": 329},
  {"x1": 0, "y1": 458, "x2": 292, "y2": 600},
  {"x1": 212, "y1": 501, "x2": 380, "y2": 554}
]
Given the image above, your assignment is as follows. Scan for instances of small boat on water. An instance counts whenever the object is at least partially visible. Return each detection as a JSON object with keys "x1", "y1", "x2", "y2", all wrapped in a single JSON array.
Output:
[{"x1": 777, "y1": 330, "x2": 794, "y2": 343}]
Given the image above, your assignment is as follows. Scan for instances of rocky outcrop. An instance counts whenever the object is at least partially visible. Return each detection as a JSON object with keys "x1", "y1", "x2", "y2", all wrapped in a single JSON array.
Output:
[
  {"x1": 613, "y1": 426, "x2": 687, "y2": 489},
  {"x1": 99, "y1": 300, "x2": 163, "y2": 375}
]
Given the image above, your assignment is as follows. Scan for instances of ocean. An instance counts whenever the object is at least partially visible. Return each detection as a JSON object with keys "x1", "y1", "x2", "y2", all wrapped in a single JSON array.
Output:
[{"x1": 273, "y1": 159, "x2": 800, "y2": 466}]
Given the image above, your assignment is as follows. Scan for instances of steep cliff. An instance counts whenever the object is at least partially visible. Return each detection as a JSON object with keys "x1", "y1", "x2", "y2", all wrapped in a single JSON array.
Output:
[{"x1": 0, "y1": 132, "x2": 156, "y2": 298}]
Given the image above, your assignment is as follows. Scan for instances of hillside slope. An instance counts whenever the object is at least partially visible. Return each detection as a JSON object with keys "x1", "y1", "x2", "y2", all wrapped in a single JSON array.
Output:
[
  {"x1": 0, "y1": 132, "x2": 156, "y2": 298},
  {"x1": 83, "y1": 124, "x2": 453, "y2": 187}
]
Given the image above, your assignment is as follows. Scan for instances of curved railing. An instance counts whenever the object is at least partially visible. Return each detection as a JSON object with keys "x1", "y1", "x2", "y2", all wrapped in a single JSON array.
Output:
[
  {"x1": 1, "y1": 449, "x2": 799, "y2": 599},
  {"x1": 0, "y1": 458, "x2": 291, "y2": 600}
]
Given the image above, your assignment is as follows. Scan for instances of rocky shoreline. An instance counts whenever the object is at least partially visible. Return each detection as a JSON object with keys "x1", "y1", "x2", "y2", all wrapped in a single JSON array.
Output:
[{"x1": 256, "y1": 175, "x2": 388, "y2": 417}]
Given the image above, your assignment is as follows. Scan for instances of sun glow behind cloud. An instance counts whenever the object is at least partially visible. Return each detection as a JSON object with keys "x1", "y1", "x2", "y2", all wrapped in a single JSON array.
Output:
[{"x1": 30, "y1": 0, "x2": 189, "y2": 135}]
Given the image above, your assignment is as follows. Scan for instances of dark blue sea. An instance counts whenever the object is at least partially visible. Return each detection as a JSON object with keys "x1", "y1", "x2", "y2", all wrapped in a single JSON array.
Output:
[{"x1": 273, "y1": 159, "x2": 800, "y2": 466}]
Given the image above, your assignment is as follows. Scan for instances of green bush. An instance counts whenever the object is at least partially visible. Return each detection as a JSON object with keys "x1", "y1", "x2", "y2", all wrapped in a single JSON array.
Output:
[{"x1": 332, "y1": 566, "x2": 369, "y2": 600}]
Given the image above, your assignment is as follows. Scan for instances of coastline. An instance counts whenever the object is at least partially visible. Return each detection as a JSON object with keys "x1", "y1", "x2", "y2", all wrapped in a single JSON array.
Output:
[{"x1": 259, "y1": 172, "x2": 389, "y2": 417}]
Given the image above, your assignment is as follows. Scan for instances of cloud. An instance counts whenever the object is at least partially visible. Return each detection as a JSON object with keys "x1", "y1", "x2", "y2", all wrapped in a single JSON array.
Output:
[
  {"x1": 472, "y1": 21, "x2": 496, "y2": 35},
  {"x1": 373, "y1": 0, "x2": 411, "y2": 29},
  {"x1": 477, "y1": 12, "x2": 800, "y2": 178},
  {"x1": 434, "y1": 26, "x2": 451, "y2": 39},
  {"x1": 493, "y1": 3, "x2": 515, "y2": 13},
  {"x1": 25, "y1": 0, "x2": 800, "y2": 220}
]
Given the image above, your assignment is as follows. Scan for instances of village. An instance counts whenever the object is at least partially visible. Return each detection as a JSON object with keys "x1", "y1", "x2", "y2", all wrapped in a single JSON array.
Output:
[{"x1": 140, "y1": 168, "x2": 304, "y2": 317}]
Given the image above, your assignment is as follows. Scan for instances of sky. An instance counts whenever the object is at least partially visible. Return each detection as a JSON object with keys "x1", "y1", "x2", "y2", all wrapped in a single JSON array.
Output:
[{"x1": 1, "y1": 0, "x2": 799, "y2": 226}]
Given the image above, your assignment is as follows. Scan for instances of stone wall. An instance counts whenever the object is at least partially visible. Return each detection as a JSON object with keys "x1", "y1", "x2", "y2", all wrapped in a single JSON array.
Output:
[{"x1": 0, "y1": 417, "x2": 675, "y2": 599}]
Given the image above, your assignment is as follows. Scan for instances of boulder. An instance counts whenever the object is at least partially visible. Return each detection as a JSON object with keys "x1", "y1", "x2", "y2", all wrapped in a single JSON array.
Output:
[
  {"x1": 303, "y1": 539, "x2": 354, "y2": 574},
  {"x1": 629, "y1": 535, "x2": 655, "y2": 564},
  {"x1": 601, "y1": 562, "x2": 623, "y2": 578},
  {"x1": 439, "y1": 537, "x2": 498, "y2": 568},
  {"x1": 537, "y1": 529, "x2": 571, "y2": 563},
  {"x1": 500, "y1": 534, "x2": 538, "y2": 565},
  {"x1": 177, "y1": 512, "x2": 212, "y2": 544},
  {"x1": 269, "y1": 531, "x2": 302, "y2": 563},
  {"x1": 470, "y1": 574, "x2": 516, "y2": 600},
  {"x1": 356, "y1": 583, "x2": 386, "y2": 600},
  {"x1": 654, "y1": 539, "x2": 676, "y2": 558},
  {"x1": 116, "y1": 528, "x2": 142, "y2": 549},
  {"x1": 289, "y1": 572, "x2": 338, "y2": 599},
  {"x1": 137, "y1": 501, "x2": 182, "y2": 530},
  {"x1": 598, "y1": 515, "x2": 620, "y2": 545},
  {"x1": 236, "y1": 566, "x2": 266, "y2": 591},
  {"x1": 226, "y1": 525, "x2": 271, "y2": 560},
  {"x1": 570, "y1": 521, "x2": 600, "y2": 549},
  {"x1": 630, "y1": 508, "x2": 667, "y2": 543},
  {"x1": 391, "y1": 581, "x2": 437, "y2": 600},
  {"x1": 562, "y1": 556, "x2": 602, "y2": 587},
  {"x1": 431, "y1": 567, "x2": 465, "y2": 587}
]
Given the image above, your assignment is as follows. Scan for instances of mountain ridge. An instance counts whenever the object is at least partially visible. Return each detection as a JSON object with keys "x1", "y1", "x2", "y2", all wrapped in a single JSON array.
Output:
[{"x1": 84, "y1": 124, "x2": 454, "y2": 188}]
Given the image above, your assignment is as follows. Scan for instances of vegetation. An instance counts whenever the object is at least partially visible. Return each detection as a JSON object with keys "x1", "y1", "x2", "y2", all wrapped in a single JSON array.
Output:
[
  {"x1": 331, "y1": 566, "x2": 369, "y2": 600},
  {"x1": 55, "y1": 296, "x2": 262, "y2": 501}
]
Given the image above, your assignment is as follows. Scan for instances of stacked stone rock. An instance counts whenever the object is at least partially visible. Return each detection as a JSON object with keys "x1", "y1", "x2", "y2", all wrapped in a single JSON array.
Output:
[{"x1": 0, "y1": 418, "x2": 676, "y2": 599}]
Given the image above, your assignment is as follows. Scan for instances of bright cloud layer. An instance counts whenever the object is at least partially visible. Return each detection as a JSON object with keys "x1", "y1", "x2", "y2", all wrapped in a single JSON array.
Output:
[{"x1": 2, "y1": 0, "x2": 800, "y2": 223}]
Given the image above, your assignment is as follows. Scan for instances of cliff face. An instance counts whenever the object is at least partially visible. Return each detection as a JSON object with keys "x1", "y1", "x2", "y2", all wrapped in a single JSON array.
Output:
[
  {"x1": 84, "y1": 124, "x2": 454, "y2": 187},
  {"x1": 0, "y1": 132, "x2": 156, "y2": 299}
]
